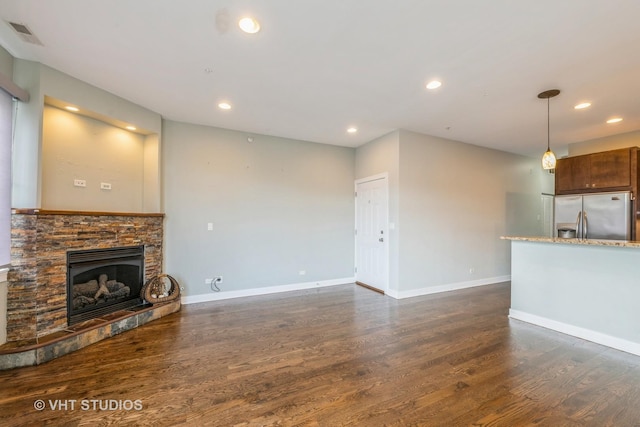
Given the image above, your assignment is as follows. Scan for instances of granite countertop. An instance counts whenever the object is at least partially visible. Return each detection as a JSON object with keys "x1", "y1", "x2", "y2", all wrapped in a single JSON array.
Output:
[{"x1": 501, "y1": 235, "x2": 640, "y2": 248}]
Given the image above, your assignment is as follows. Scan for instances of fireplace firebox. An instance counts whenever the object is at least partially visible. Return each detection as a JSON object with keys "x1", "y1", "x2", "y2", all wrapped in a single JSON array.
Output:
[{"x1": 67, "y1": 245, "x2": 145, "y2": 325}]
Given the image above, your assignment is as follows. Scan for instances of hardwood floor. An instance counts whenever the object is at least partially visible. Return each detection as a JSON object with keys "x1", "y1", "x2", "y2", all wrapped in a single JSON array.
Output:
[{"x1": 2, "y1": 282, "x2": 640, "y2": 426}]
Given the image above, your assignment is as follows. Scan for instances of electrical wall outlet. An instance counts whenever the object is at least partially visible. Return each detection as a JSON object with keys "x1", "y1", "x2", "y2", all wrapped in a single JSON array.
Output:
[
  {"x1": 73, "y1": 179, "x2": 86, "y2": 187},
  {"x1": 206, "y1": 277, "x2": 223, "y2": 286},
  {"x1": 100, "y1": 182, "x2": 112, "y2": 190}
]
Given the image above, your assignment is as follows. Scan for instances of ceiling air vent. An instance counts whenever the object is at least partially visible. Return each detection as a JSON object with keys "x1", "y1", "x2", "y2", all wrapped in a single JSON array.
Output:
[{"x1": 7, "y1": 21, "x2": 43, "y2": 46}]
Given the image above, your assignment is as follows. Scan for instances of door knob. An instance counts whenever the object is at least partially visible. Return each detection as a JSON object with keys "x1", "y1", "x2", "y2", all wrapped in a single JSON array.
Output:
[{"x1": 379, "y1": 237, "x2": 384, "y2": 242}]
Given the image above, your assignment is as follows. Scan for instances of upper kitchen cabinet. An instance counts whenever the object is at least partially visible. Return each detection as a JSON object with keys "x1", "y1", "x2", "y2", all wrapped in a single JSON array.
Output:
[
  {"x1": 555, "y1": 147, "x2": 637, "y2": 194},
  {"x1": 555, "y1": 156, "x2": 587, "y2": 193}
]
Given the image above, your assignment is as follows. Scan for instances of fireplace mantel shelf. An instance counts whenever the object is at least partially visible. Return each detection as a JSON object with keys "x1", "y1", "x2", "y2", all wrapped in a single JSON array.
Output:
[{"x1": 12, "y1": 209, "x2": 165, "y2": 217}]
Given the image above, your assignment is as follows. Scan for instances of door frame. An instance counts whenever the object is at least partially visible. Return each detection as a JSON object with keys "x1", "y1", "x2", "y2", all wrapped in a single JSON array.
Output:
[{"x1": 354, "y1": 173, "x2": 389, "y2": 293}]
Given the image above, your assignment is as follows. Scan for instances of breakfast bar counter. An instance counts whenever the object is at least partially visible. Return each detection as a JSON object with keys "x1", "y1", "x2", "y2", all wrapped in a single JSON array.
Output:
[
  {"x1": 503, "y1": 235, "x2": 640, "y2": 248},
  {"x1": 502, "y1": 236, "x2": 640, "y2": 355}
]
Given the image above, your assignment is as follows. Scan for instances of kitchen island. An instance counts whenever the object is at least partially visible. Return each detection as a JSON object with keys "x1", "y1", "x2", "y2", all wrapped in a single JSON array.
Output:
[{"x1": 502, "y1": 236, "x2": 640, "y2": 355}]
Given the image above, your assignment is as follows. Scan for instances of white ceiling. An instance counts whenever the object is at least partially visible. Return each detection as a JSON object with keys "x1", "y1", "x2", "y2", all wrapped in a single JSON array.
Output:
[{"x1": 1, "y1": 0, "x2": 639, "y2": 158}]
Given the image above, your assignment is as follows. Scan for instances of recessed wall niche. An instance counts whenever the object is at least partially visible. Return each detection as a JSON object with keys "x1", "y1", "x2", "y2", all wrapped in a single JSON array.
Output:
[{"x1": 41, "y1": 104, "x2": 157, "y2": 213}]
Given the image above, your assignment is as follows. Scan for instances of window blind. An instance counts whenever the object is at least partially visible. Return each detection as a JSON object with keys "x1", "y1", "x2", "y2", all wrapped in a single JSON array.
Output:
[{"x1": 0, "y1": 90, "x2": 12, "y2": 268}]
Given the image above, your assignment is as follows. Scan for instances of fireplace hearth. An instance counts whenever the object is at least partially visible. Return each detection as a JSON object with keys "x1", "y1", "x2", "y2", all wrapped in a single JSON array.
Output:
[{"x1": 67, "y1": 245, "x2": 145, "y2": 325}]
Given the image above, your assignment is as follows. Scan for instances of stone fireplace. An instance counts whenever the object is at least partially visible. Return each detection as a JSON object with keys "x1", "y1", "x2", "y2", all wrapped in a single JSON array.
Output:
[
  {"x1": 0, "y1": 75, "x2": 167, "y2": 367},
  {"x1": 7, "y1": 210, "x2": 164, "y2": 342}
]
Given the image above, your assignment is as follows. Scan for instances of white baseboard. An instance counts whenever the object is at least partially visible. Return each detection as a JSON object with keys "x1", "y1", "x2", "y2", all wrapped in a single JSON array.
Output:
[
  {"x1": 509, "y1": 309, "x2": 640, "y2": 356},
  {"x1": 388, "y1": 275, "x2": 511, "y2": 299},
  {"x1": 181, "y1": 277, "x2": 355, "y2": 305}
]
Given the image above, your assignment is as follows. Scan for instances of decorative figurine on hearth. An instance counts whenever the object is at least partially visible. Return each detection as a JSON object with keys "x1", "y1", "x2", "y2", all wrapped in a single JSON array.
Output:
[{"x1": 140, "y1": 274, "x2": 181, "y2": 304}]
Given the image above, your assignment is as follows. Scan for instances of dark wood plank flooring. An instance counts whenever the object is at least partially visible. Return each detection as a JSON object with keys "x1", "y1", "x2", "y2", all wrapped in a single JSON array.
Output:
[{"x1": 2, "y1": 282, "x2": 640, "y2": 426}]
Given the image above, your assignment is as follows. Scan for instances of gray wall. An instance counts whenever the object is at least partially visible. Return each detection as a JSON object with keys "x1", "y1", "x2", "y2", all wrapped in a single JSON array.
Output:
[
  {"x1": 397, "y1": 130, "x2": 548, "y2": 292},
  {"x1": 568, "y1": 130, "x2": 640, "y2": 156},
  {"x1": 355, "y1": 129, "x2": 552, "y2": 296},
  {"x1": 162, "y1": 120, "x2": 356, "y2": 296},
  {"x1": 0, "y1": 46, "x2": 13, "y2": 78},
  {"x1": 41, "y1": 105, "x2": 145, "y2": 212},
  {"x1": 11, "y1": 60, "x2": 42, "y2": 208},
  {"x1": 11, "y1": 60, "x2": 162, "y2": 210}
]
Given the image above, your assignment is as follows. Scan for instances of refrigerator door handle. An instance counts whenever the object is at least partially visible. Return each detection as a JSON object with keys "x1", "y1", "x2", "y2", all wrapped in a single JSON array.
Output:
[
  {"x1": 575, "y1": 212, "x2": 581, "y2": 232},
  {"x1": 583, "y1": 210, "x2": 588, "y2": 239}
]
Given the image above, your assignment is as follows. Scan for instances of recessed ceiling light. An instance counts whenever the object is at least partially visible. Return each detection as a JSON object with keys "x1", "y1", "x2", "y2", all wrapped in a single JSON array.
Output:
[
  {"x1": 218, "y1": 102, "x2": 232, "y2": 110},
  {"x1": 347, "y1": 127, "x2": 358, "y2": 134},
  {"x1": 125, "y1": 125, "x2": 137, "y2": 131},
  {"x1": 574, "y1": 102, "x2": 591, "y2": 110},
  {"x1": 426, "y1": 80, "x2": 442, "y2": 90},
  {"x1": 607, "y1": 117, "x2": 623, "y2": 124},
  {"x1": 65, "y1": 106, "x2": 79, "y2": 112},
  {"x1": 238, "y1": 17, "x2": 260, "y2": 34}
]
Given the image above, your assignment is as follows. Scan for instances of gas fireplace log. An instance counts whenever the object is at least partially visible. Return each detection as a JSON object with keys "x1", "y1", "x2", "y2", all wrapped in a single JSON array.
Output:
[
  {"x1": 73, "y1": 274, "x2": 132, "y2": 306},
  {"x1": 94, "y1": 274, "x2": 111, "y2": 300},
  {"x1": 104, "y1": 286, "x2": 130, "y2": 300},
  {"x1": 105, "y1": 280, "x2": 130, "y2": 299},
  {"x1": 73, "y1": 279, "x2": 99, "y2": 298},
  {"x1": 73, "y1": 295, "x2": 96, "y2": 309}
]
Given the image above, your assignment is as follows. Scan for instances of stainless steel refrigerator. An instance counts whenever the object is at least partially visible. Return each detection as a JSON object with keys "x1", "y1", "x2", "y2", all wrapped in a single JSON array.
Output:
[{"x1": 554, "y1": 191, "x2": 632, "y2": 240}]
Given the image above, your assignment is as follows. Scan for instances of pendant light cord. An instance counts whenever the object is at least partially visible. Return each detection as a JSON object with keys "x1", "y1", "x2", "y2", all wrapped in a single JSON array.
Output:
[{"x1": 547, "y1": 97, "x2": 550, "y2": 151}]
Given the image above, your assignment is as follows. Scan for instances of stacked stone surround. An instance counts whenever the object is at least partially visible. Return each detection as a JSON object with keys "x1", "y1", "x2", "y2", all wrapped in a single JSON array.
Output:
[{"x1": 8, "y1": 210, "x2": 164, "y2": 342}]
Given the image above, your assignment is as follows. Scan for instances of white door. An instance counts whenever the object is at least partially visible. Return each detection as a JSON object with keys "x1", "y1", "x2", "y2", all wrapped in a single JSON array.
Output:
[{"x1": 355, "y1": 175, "x2": 388, "y2": 292}]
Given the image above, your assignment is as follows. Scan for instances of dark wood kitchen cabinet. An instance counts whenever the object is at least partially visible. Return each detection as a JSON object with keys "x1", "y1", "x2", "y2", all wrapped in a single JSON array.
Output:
[
  {"x1": 555, "y1": 156, "x2": 586, "y2": 193},
  {"x1": 555, "y1": 147, "x2": 635, "y2": 194}
]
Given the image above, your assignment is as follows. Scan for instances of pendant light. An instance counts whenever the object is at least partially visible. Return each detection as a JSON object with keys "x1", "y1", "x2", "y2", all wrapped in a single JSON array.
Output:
[{"x1": 538, "y1": 89, "x2": 560, "y2": 170}]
